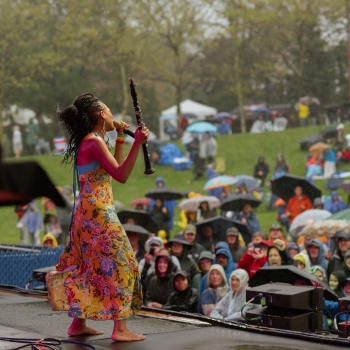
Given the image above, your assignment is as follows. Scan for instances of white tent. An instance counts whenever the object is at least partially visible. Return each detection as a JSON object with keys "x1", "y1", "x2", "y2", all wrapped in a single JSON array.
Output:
[{"x1": 159, "y1": 99, "x2": 217, "y2": 140}]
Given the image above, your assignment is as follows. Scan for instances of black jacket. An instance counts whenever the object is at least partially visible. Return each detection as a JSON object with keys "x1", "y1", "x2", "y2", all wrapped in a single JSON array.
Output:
[
  {"x1": 327, "y1": 251, "x2": 343, "y2": 279},
  {"x1": 145, "y1": 274, "x2": 174, "y2": 305},
  {"x1": 163, "y1": 288, "x2": 200, "y2": 313},
  {"x1": 176, "y1": 253, "x2": 199, "y2": 281},
  {"x1": 187, "y1": 242, "x2": 205, "y2": 262}
]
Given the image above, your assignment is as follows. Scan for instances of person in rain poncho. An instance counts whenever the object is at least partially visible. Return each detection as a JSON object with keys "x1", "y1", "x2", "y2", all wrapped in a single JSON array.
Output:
[{"x1": 211, "y1": 269, "x2": 252, "y2": 321}]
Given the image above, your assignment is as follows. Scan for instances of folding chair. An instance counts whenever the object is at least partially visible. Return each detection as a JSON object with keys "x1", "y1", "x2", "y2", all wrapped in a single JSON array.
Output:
[
  {"x1": 35, "y1": 138, "x2": 51, "y2": 155},
  {"x1": 53, "y1": 137, "x2": 67, "y2": 155}
]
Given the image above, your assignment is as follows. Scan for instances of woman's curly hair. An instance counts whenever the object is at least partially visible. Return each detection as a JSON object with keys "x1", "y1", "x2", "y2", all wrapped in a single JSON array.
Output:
[{"x1": 56, "y1": 93, "x2": 105, "y2": 165}]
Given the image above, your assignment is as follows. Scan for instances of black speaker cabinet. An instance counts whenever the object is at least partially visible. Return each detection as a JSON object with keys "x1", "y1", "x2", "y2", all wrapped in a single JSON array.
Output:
[
  {"x1": 246, "y1": 307, "x2": 323, "y2": 332},
  {"x1": 246, "y1": 283, "x2": 323, "y2": 311},
  {"x1": 339, "y1": 296, "x2": 350, "y2": 313}
]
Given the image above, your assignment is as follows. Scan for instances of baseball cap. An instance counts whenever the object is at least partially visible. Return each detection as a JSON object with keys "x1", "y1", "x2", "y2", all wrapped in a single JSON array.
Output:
[
  {"x1": 148, "y1": 237, "x2": 163, "y2": 247},
  {"x1": 270, "y1": 224, "x2": 282, "y2": 231},
  {"x1": 226, "y1": 227, "x2": 239, "y2": 236},
  {"x1": 184, "y1": 224, "x2": 196, "y2": 235}
]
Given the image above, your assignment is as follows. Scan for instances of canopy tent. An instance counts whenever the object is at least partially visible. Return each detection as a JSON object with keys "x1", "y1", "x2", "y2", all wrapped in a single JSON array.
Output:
[{"x1": 159, "y1": 99, "x2": 217, "y2": 140}]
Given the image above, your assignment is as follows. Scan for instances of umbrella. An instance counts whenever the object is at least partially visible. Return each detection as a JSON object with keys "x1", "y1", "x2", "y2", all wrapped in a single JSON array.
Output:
[
  {"x1": 271, "y1": 174, "x2": 322, "y2": 202},
  {"x1": 233, "y1": 175, "x2": 260, "y2": 188},
  {"x1": 0, "y1": 161, "x2": 65, "y2": 207},
  {"x1": 308, "y1": 142, "x2": 329, "y2": 152},
  {"x1": 289, "y1": 209, "x2": 332, "y2": 237},
  {"x1": 249, "y1": 266, "x2": 338, "y2": 302},
  {"x1": 298, "y1": 220, "x2": 350, "y2": 238},
  {"x1": 178, "y1": 196, "x2": 221, "y2": 211},
  {"x1": 182, "y1": 113, "x2": 197, "y2": 119},
  {"x1": 123, "y1": 224, "x2": 151, "y2": 247},
  {"x1": 181, "y1": 132, "x2": 194, "y2": 145},
  {"x1": 324, "y1": 177, "x2": 343, "y2": 190},
  {"x1": 194, "y1": 216, "x2": 251, "y2": 246},
  {"x1": 341, "y1": 180, "x2": 350, "y2": 193},
  {"x1": 251, "y1": 107, "x2": 269, "y2": 113},
  {"x1": 117, "y1": 209, "x2": 158, "y2": 233},
  {"x1": 186, "y1": 121, "x2": 217, "y2": 133},
  {"x1": 159, "y1": 114, "x2": 178, "y2": 121},
  {"x1": 326, "y1": 209, "x2": 350, "y2": 221},
  {"x1": 129, "y1": 198, "x2": 151, "y2": 206},
  {"x1": 204, "y1": 175, "x2": 235, "y2": 190},
  {"x1": 214, "y1": 112, "x2": 233, "y2": 119},
  {"x1": 145, "y1": 188, "x2": 184, "y2": 201},
  {"x1": 220, "y1": 194, "x2": 262, "y2": 212}
]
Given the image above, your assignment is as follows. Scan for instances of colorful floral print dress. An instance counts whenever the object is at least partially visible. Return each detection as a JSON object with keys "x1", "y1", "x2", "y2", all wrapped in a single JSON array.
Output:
[{"x1": 47, "y1": 161, "x2": 142, "y2": 320}]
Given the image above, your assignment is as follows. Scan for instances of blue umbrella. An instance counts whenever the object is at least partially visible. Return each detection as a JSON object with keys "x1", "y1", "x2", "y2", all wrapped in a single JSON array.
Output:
[
  {"x1": 182, "y1": 113, "x2": 197, "y2": 119},
  {"x1": 324, "y1": 177, "x2": 343, "y2": 190},
  {"x1": 186, "y1": 122, "x2": 217, "y2": 133},
  {"x1": 214, "y1": 112, "x2": 232, "y2": 119},
  {"x1": 160, "y1": 114, "x2": 178, "y2": 121},
  {"x1": 251, "y1": 107, "x2": 269, "y2": 113},
  {"x1": 233, "y1": 175, "x2": 260, "y2": 188}
]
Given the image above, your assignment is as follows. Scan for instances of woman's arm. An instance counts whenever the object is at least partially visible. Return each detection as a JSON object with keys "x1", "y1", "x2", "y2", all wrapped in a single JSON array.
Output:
[{"x1": 86, "y1": 127, "x2": 149, "y2": 183}]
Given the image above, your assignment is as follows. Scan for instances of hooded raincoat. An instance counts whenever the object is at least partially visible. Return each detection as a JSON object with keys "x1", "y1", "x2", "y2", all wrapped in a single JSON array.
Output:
[
  {"x1": 307, "y1": 238, "x2": 329, "y2": 271},
  {"x1": 210, "y1": 269, "x2": 251, "y2": 321}
]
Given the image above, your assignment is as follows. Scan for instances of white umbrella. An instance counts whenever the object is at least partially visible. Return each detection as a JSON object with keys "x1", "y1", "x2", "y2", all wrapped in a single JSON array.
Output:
[
  {"x1": 298, "y1": 220, "x2": 350, "y2": 238},
  {"x1": 178, "y1": 196, "x2": 221, "y2": 211},
  {"x1": 289, "y1": 209, "x2": 332, "y2": 237}
]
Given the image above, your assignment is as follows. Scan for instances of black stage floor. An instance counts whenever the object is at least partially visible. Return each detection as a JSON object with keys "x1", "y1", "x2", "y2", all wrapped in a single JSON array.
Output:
[{"x1": 0, "y1": 291, "x2": 345, "y2": 350}]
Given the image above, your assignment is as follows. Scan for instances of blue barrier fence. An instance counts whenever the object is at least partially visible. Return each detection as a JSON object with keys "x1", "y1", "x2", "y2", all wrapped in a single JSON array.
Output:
[{"x1": 0, "y1": 245, "x2": 63, "y2": 288}]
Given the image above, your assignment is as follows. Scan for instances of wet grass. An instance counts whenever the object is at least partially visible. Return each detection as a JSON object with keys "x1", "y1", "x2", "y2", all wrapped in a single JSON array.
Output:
[{"x1": 1, "y1": 124, "x2": 350, "y2": 244}]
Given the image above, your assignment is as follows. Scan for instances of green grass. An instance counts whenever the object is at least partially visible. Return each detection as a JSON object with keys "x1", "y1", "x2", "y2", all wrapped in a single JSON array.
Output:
[{"x1": 1, "y1": 124, "x2": 350, "y2": 244}]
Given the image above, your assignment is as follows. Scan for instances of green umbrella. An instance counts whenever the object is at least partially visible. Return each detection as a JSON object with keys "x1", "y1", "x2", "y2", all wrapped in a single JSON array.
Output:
[{"x1": 326, "y1": 208, "x2": 350, "y2": 221}]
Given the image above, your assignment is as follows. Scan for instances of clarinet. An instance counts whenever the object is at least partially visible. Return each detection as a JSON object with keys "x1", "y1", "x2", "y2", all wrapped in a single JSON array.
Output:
[{"x1": 128, "y1": 78, "x2": 155, "y2": 175}]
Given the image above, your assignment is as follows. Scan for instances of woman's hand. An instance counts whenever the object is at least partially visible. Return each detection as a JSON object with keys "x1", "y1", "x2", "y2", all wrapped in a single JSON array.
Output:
[
  {"x1": 134, "y1": 126, "x2": 150, "y2": 145},
  {"x1": 113, "y1": 120, "x2": 130, "y2": 134}
]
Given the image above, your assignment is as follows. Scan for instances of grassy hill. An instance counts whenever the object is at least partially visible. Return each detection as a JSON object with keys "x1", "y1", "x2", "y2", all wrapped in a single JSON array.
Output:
[{"x1": 1, "y1": 124, "x2": 350, "y2": 244}]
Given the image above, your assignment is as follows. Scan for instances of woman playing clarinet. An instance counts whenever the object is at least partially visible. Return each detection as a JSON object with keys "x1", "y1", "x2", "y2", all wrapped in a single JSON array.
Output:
[{"x1": 47, "y1": 93, "x2": 149, "y2": 341}]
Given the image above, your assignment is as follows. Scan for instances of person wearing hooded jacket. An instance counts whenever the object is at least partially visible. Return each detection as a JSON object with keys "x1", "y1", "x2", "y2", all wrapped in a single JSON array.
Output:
[
  {"x1": 198, "y1": 248, "x2": 236, "y2": 295},
  {"x1": 148, "y1": 176, "x2": 177, "y2": 230},
  {"x1": 327, "y1": 231, "x2": 350, "y2": 279},
  {"x1": 307, "y1": 238, "x2": 329, "y2": 271},
  {"x1": 42, "y1": 232, "x2": 59, "y2": 248},
  {"x1": 145, "y1": 250, "x2": 176, "y2": 308},
  {"x1": 293, "y1": 252, "x2": 311, "y2": 271},
  {"x1": 323, "y1": 191, "x2": 348, "y2": 214},
  {"x1": 163, "y1": 271, "x2": 199, "y2": 313},
  {"x1": 211, "y1": 269, "x2": 252, "y2": 321},
  {"x1": 192, "y1": 251, "x2": 214, "y2": 290},
  {"x1": 253, "y1": 156, "x2": 269, "y2": 186},
  {"x1": 198, "y1": 264, "x2": 229, "y2": 316},
  {"x1": 168, "y1": 234, "x2": 198, "y2": 281},
  {"x1": 226, "y1": 227, "x2": 246, "y2": 263}
]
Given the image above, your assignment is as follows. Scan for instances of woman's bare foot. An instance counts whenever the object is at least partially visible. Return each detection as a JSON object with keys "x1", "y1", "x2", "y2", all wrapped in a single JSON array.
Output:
[
  {"x1": 67, "y1": 318, "x2": 104, "y2": 336},
  {"x1": 111, "y1": 319, "x2": 145, "y2": 342},
  {"x1": 111, "y1": 328, "x2": 146, "y2": 342}
]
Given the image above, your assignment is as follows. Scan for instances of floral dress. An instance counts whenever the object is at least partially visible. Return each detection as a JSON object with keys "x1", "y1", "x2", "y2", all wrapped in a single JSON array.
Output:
[{"x1": 46, "y1": 160, "x2": 142, "y2": 320}]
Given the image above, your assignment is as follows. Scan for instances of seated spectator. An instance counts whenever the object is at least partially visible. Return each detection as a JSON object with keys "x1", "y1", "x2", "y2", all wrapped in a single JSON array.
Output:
[
  {"x1": 198, "y1": 264, "x2": 228, "y2": 316},
  {"x1": 329, "y1": 270, "x2": 346, "y2": 297},
  {"x1": 287, "y1": 242, "x2": 300, "y2": 258},
  {"x1": 343, "y1": 249, "x2": 350, "y2": 278},
  {"x1": 183, "y1": 224, "x2": 205, "y2": 262},
  {"x1": 307, "y1": 238, "x2": 328, "y2": 271},
  {"x1": 267, "y1": 239, "x2": 295, "y2": 266},
  {"x1": 192, "y1": 251, "x2": 214, "y2": 290},
  {"x1": 163, "y1": 271, "x2": 199, "y2": 313},
  {"x1": 323, "y1": 191, "x2": 348, "y2": 214},
  {"x1": 273, "y1": 154, "x2": 290, "y2": 179},
  {"x1": 237, "y1": 240, "x2": 270, "y2": 278},
  {"x1": 198, "y1": 248, "x2": 236, "y2": 295},
  {"x1": 327, "y1": 231, "x2": 350, "y2": 279},
  {"x1": 44, "y1": 214, "x2": 62, "y2": 240},
  {"x1": 309, "y1": 265, "x2": 327, "y2": 283},
  {"x1": 226, "y1": 227, "x2": 246, "y2": 263},
  {"x1": 313, "y1": 197, "x2": 323, "y2": 209},
  {"x1": 211, "y1": 269, "x2": 251, "y2": 321},
  {"x1": 168, "y1": 234, "x2": 198, "y2": 281},
  {"x1": 124, "y1": 226, "x2": 146, "y2": 262},
  {"x1": 42, "y1": 232, "x2": 58, "y2": 248},
  {"x1": 293, "y1": 252, "x2": 311, "y2": 271},
  {"x1": 145, "y1": 250, "x2": 176, "y2": 309},
  {"x1": 268, "y1": 224, "x2": 289, "y2": 248},
  {"x1": 253, "y1": 156, "x2": 269, "y2": 186},
  {"x1": 198, "y1": 201, "x2": 216, "y2": 220},
  {"x1": 234, "y1": 203, "x2": 261, "y2": 235},
  {"x1": 285, "y1": 186, "x2": 312, "y2": 224},
  {"x1": 306, "y1": 153, "x2": 323, "y2": 180}
]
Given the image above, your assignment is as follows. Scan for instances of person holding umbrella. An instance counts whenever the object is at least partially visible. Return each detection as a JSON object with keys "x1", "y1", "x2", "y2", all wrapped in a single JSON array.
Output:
[
  {"x1": 234, "y1": 202, "x2": 261, "y2": 235},
  {"x1": 285, "y1": 185, "x2": 312, "y2": 223}
]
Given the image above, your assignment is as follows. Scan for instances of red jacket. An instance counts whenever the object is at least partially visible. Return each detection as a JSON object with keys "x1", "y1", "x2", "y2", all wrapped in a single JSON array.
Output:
[{"x1": 237, "y1": 252, "x2": 267, "y2": 278}]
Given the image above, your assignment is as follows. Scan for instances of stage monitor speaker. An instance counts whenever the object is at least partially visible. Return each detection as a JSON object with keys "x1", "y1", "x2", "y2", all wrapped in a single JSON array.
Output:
[
  {"x1": 246, "y1": 307, "x2": 323, "y2": 332},
  {"x1": 246, "y1": 283, "x2": 323, "y2": 311},
  {"x1": 339, "y1": 296, "x2": 350, "y2": 313}
]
